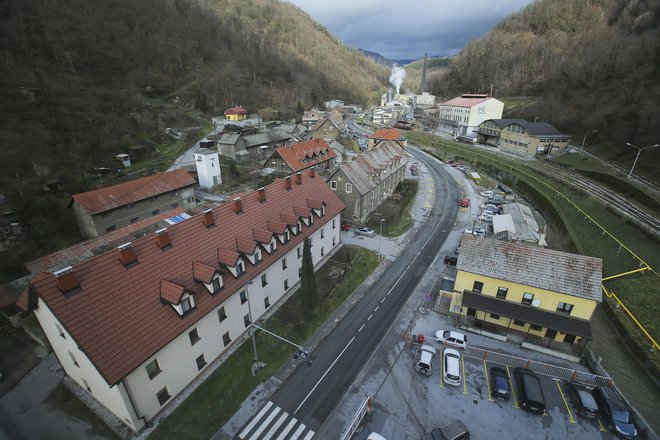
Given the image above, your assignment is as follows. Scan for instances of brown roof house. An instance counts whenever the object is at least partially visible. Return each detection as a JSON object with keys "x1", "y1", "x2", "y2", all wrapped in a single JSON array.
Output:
[
  {"x1": 327, "y1": 141, "x2": 405, "y2": 224},
  {"x1": 18, "y1": 169, "x2": 344, "y2": 434},
  {"x1": 69, "y1": 169, "x2": 197, "y2": 239},
  {"x1": 264, "y1": 138, "x2": 337, "y2": 177},
  {"x1": 367, "y1": 128, "x2": 407, "y2": 150},
  {"x1": 310, "y1": 117, "x2": 343, "y2": 142}
]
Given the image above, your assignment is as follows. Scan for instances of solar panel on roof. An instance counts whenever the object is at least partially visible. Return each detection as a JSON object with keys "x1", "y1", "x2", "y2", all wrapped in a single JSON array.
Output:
[{"x1": 164, "y1": 213, "x2": 192, "y2": 225}]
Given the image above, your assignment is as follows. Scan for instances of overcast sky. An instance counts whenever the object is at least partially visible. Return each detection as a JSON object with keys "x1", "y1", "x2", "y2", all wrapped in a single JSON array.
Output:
[{"x1": 285, "y1": 0, "x2": 535, "y2": 60}]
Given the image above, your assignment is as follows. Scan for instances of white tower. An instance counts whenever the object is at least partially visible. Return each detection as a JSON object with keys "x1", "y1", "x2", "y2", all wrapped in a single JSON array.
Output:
[{"x1": 194, "y1": 148, "x2": 222, "y2": 189}]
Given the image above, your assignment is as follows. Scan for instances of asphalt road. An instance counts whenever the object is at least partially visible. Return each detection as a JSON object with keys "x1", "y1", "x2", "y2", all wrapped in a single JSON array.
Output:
[{"x1": 267, "y1": 148, "x2": 458, "y2": 432}]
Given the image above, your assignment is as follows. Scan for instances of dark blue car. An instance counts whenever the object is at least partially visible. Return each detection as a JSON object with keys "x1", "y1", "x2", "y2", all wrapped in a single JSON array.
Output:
[
  {"x1": 490, "y1": 366, "x2": 510, "y2": 401},
  {"x1": 593, "y1": 386, "x2": 637, "y2": 438}
]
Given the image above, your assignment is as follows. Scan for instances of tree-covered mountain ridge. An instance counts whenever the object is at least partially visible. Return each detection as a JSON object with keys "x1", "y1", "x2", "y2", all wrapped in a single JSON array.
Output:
[{"x1": 429, "y1": 0, "x2": 660, "y2": 176}]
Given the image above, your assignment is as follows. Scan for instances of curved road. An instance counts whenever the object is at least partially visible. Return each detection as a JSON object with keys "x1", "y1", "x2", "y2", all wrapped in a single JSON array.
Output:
[{"x1": 237, "y1": 148, "x2": 458, "y2": 438}]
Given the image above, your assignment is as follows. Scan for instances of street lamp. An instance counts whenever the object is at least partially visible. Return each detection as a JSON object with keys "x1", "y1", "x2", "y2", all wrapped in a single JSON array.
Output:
[
  {"x1": 580, "y1": 130, "x2": 598, "y2": 156},
  {"x1": 244, "y1": 280, "x2": 258, "y2": 363},
  {"x1": 625, "y1": 142, "x2": 659, "y2": 179},
  {"x1": 378, "y1": 218, "x2": 385, "y2": 259}
]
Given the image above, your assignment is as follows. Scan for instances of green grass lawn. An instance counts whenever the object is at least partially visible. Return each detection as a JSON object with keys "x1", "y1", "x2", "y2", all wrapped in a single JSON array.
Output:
[
  {"x1": 151, "y1": 245, "x2": 378, "y2": 439},
  {"x1": 365, "y1": 180, "x2": 418, "y2": 237}
]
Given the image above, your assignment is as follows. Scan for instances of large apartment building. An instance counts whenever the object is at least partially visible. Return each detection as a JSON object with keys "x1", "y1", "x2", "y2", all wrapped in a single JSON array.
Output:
[{"x1": 18, "y1": 170, "x2": 344, "y2": 433}]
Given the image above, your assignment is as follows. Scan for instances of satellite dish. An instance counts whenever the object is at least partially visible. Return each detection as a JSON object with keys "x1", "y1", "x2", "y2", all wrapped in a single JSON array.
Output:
[{"x1": 531, "y1": 299, "x2": 541, "y2": 307}]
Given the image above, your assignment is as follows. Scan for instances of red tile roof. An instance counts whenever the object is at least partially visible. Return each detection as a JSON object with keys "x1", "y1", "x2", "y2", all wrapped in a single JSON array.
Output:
[
  {"x1": 160, "y1": 280, "x2": 186, "y2": 304},
  {"x1": 224, "y1": 106, "x2": 247, "y2": 116},
  {"x1": 443, "y1": 94, "x2": 491, "y2": 108},
  {"x1": 273, "y1": 138, "x2": 337, "y2": 173},
  {"x1": 71, "y1": 169, "x2": 196, "y2": 215},
  {"x1": 369, "y1": 128, "x2": 402, "y2": 141},
  {"x1": 28, "y1": 170, "x2": 344, "y2": 385},
  {"x1": 192, "y1": 262, "x2": 216, "y2": 284}
]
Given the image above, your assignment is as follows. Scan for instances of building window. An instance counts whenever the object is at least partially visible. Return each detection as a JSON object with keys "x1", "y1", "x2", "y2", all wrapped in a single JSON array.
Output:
[
  {"x1": 236, "y1": 262, "x2": 244, "y2": 276},
  {"x1": 321, "y1": 229, "x2": 325, "y2": 238},
  {"x1": 127, "y1": 203, "x2": 136, "y2": 210},
  {"x1": 196, "y1": 354, "x2": 207, "y2": 371},
  {"x1": 157, "y1": 387, "x2": 171, "y2": 406},
  {"x1": 332, "y1": 237, "x2": 336, "y2": 246},
  {"x1": 56, "y1": 324, "x2": 65, "y2": 339},
  {"x1": 152, "y1": 209, "x2": 160, "y2": 216},
  {"x1": 189, "y1": 328, "x2": 200, "y2": 345},
  {"x1": 556, "y1": 302, "x2": 574, "y2": 314},
  {"x1": 332, "y1": 219, "x2": 336, "y2": 229},
  {"x1": 284, "y1": 279, "x2": 289, "y2": 290},
  {"x1": 522, "y1": 292, "x2": 534, "y2": 305},
  {"x1": 83, "y1": 378, "x2": 91, "y2": 393},
  {"x1": 223, "y1": 332, "x2": 231, "y2": 347},
  {"x1": 261, "y1": 274, "x2": 268, "y2": 287},
  {"x1": 472, "y1": 281, "x2": 483, "y2": 293},
  {"x1": 181, "y1": 295, "x2": 193, "y2": 314},
  {"x1": 330, "y1": 181, "x2": 337, "y2": 190},
  {"x1": 171, "y1": 203, "x2": 179, "y2": 209},
  {"x1": 490, "y1": 314, "x2": 500, "y2": 320},
  {"x1": 218, "y1": 307, "x2": 227, "y2": 322},
  {"x1": 321, "y1": 247, "x2": 325, "y2": 256},
  {"x1": 346, "y1": 183, "x2": 353, "y2": 193},
  {"x1": 69, "y1": 352, "x2": 79, "y2": 367},
  {"x1": 243, "y1": 314, "x2": 250, "y2": 328},
  {"x1": 513, "y1": 320, "x2": 525, "y2": 326},
  {"x1": 282, "y1": 258, "x2": 287, "y2": 270},
  {"x1": 530, "y1": 324, "x2": 543, "y2": 331},
  {"x1": 264, "y1": 296, "x2": 270, "y2": 308},
  {"x1": 297, "y1": 247, "x2": 302, "y2": 259},
  {"x1": 496, "y1": 287, "x2": 508, "y2": 299},
  {"x1": 269, "y1": 242, "x2": 275, "y2": 253},
  {"x1": 106, "y1": 225, "x2": 116, "y2": 233},
  {"x1": 146, "y1": 359, "x2": 161, "y2": 379},
  {"x1": 130, "y1": 217, "x2": 139, "y2": 224},
  {"x1": 240, "y1": 290, "x2": 247, "y2": 304},
  {"x1": 212, "y1": 277, "x2": 222, "y2": 293}
]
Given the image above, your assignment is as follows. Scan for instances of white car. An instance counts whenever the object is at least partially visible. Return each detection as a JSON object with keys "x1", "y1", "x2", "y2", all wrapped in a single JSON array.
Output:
[
  {"x1": 435, "y1": 330, "x2": 468, "y2": 349},
  {"x1": 443, "y1": 348, "x2": 462, "y2": 386},
  {"x1": 464, "y1": 228, "x2": 486, "y2": 237},
  {"x1": 480, "y1": 190, "x2": 494, "y2": 198},
  {"x1": 480, "y1": 212, "x2": 494, "y2": 222},
  {"x1": 354, "y1": 227, "x2": 376, "y2": 237}
]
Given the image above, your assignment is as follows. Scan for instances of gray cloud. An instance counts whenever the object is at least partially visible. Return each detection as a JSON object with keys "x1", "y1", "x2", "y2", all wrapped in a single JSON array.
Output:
[{"x1": 286, "y1": 0, "x2": 535, "y2": 59}]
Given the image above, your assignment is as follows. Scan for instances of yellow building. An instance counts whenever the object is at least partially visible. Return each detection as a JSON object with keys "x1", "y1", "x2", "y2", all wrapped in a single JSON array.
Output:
[
  {"x1": 475, "y1": 119, "x2": 571, "y2": 157},
  {"x1": 450, "y1": 235, "x2": 602, "y2": 345},
  {"x1": 224, "y1": 106, "x2": 248, "y2": 121}
]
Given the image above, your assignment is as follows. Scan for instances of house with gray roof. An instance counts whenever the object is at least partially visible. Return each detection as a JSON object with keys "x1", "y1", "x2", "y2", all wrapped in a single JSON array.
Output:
[
  {"x1": 475, "y1": 119, "x2": 571, "y2": 157},
  {"x1": 326, "y1": 141, "x2": 405, "y2": 224},
  {"x1": 450, "y1": 235, "x2": 602, "y2": 348}
]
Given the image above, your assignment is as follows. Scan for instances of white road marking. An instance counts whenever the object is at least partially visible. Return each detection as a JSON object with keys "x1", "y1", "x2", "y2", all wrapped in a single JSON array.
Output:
[
  {"x1": 248, "y1": 406, "x2": 280, "y2": 440},
  {"x1": 275, "y1": 419, "x2": 298, "y2": 440},
  {"x1": 240, "y1": 401, "x2": 273, "y2": 438},
  {"x1": 359, "y1": 324, "x2": 365, "y2": 332},
  {"x1": 374, "y1": 306, "x2": 379, "y2": 312},
  {"x1": 262, "y1": 410, "x2": 289, "y2": 440},
  {"x1": 294, "y1": 336, "x2": 356, "y2": 414},
  {"x1": 367, "y1": 314, "x2": 372, "y2": 321}
]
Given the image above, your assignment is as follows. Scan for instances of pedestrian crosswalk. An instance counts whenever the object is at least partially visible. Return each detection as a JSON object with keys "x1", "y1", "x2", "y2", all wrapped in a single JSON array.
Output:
[{"x1": 238, "y1": 401, "x2": 315, "y2": 440}]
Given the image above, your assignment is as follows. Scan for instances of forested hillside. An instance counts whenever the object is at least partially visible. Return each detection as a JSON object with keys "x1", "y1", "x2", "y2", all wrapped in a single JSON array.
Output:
[
  {"x1": 0, "y1": 0, "x2": 387, "y2": 193},
  {"x1": 428, "y1": 0, "x2": 660, "y2": 176}
]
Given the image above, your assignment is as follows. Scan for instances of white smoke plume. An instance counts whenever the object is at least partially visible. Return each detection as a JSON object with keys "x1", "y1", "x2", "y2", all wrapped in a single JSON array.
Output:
[{"x1": 389, "y1": 64, "x2": 406, "y2": 95}]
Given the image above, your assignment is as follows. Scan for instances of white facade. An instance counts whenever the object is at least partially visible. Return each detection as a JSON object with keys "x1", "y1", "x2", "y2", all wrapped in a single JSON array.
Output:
[
  {"x1": 415, "y1": 92, "x2": 436, "y2": 108},
  {"x1": 438, "y1": 97, "x2": 504, "y2": 137},
  {"x1": 33, "y1": 213, "x2": 342, "y2": 431},
  {"x1": 194, "y1": 149, "x2": 222, "y2": 189}
]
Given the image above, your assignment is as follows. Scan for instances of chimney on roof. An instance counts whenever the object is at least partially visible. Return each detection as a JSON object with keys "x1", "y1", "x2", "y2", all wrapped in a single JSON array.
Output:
[
  {"x1": 53, "y1": 267, "x2": 80, "y2": 294},
  {"x1": 284, "y1": 176, "x2": 291, "y2": 190},
  {"x1": 118, "y1": 242, "x2": 138, "y2": 266},
  {"x1": 309, "y1": 168, "x2": 316, "y2": 178},
  {"x1": 156, "y1": 228, "x2": 171, "y2": 249},
  {"x1": 257, "y1": 187, "x2": 266, "y2": 202},
  {"x1": 295, "y1": 172, "x2": 302, "y2": 185},
  {"x1": 233, "y1": 197, "x2": 243, "y2": 213},
  {"x1": 203, "y1": 208, "x2": 215, "y2": 227}
]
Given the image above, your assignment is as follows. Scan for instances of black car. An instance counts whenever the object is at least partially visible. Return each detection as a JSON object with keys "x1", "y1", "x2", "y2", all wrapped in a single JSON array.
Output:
[
  {"x1": 490, "y1": 367, "x2": 510, "y2": 401},
  {"x1": 593, "y1": 386, "x2": 637, "y2": 438},
  {"x1": 444, "y1": 249, "x2": 459, "y2": 265},
  {"x1": 513, "y1": 368, "x2": 545, "y2": 415},
  {"x1": 566, "y1": 382, "x2": 598, "y2": 419},
  {"x1": 497, "y1": 183, "x2": 513, "y2": 194},
  {"x1": 424, "y1": 420, "x2": 470, "y2": 440}
]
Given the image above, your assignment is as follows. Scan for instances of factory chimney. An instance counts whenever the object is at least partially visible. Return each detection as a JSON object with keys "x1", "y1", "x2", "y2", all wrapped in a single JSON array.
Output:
[{"x1": 419, "y1": 53, "x2": 428, "y2": 94}]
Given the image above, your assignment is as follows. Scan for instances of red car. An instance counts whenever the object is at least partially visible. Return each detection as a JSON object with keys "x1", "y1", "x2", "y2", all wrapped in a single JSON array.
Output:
[
  {"x1": 341, "y1": 222, "x2": 351, "y2": 231},
  {"x1": 459, "y1": 199, "x2": 470, "y2": 208}
]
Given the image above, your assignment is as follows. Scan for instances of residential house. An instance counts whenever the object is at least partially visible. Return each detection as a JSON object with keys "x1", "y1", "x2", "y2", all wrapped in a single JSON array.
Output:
[
  {"x1": 69, "y1": 169, "x2": 197, "y2": 239},
  {"x1": 224, "y1": 106, "x2": 248, "y2": 121},
  {"x1": 310, "y1": 117, "x2": 343, "y2": 142},
  {"x1": 368, "y1": 128, "x2": 407, "y2": 150},
  {"x1": 17, "y1": 170, "x2": 344, "y2": 433},
  {"x1": 216, "y1": 127, "x2": 293, "y2": 160},
  {"x1": 437, "y1": 94, "x2": 504, "y2": 137},
  {"x1": 328, "y1": 107, "x2": 345, "y2": 125},
  {"x1": 302, "y1": 109, "x2": 324, "y2": 126},
  {"x1": 327, "y1": 141, "x2": 406, "y2": 224},
  {"x1": 449, "y1": 235, "x2": 602, "y2": 346},
  {"x1": 475, "y1": 119, "x2": 571, "y2": 157},
  {"x1": 264, "y1": 139, "x2": 337, "y2": 177},
  {"x1": 324, "y1": 99, "x2": 344, "y2": 109}
]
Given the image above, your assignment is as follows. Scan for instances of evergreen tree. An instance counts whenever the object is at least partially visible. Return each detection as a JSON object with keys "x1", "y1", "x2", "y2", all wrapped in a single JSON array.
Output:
[{"x1": 300, "y1": 237, "x2": 317, "y2": 311}]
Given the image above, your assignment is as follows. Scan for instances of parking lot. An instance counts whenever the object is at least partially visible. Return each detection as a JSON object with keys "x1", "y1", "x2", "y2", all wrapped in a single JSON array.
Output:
[{"x1": 357, "y1": 311, "x2": 623, "y2": 440}]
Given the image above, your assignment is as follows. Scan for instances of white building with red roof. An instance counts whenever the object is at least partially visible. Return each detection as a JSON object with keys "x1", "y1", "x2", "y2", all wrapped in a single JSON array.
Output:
[
  {"x1": 18, "y1": 170, "x2": 344, "y2": 433},
  {"x1": 264, "y1": 138, "x2": 337, "y2": 176},
  {"x1": 437, "y1": 94, "x2": 504, "y2": 138}
]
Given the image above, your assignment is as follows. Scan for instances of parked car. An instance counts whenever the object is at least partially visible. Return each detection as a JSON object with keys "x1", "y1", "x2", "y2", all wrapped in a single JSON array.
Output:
[
  {"x1": 490, "y1": 367, "x2": 511, "y2": 401},
  {"x1": 435, "y1": 330, "x2": 468, "y2": 349},
  {"x1": 367, "y1": 433, "x2": 387, "y2": 440},
  {"x1": 488, "y1": 195, "x2": 507, "y2": 204},
  {"x1": 442, "y1": 348, "x2": 462, "y2": 386},
  {"x1": 341, "y1": 222, "x2": 351, "y2": 231},
  {"x1": 480, "y1": 212, "x2": 494, "y2": 222},
  {"x1": 593, "y1": 386, "x2": 637, "y2": 438},
  {"x1": 355, "y1": 227, "x2": 375, "y2": 237},
  {"x1": 423, "y1": 420, "x2": 470, "y2": 440},
  {"x1": 497, "y1": 183, "x2": 513, "y2": 194},
  {"x1": 513, "y1": 368, "x2": 546, "y2": 415},
  {"x1": 444, "y1": 249, "x2": 459, "y2": 265},
  {"x1": 415, "y1": 344, "x2": 437, "y2": 376},
  {"x1": 464, "y1": 227, "x2": 486, "y2": 237},
  {"x1": 459, "y1": 198, "x2": 470, "y2": 208},
  {"x1": 480, "y1": 190, "x2": 494, "y2": 198},
  {"x1": 566, "y1": 382, "x2": 599, "y2": 419}
]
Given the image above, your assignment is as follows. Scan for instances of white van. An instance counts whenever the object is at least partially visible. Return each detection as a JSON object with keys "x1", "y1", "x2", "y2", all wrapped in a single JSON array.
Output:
[{"x1": 443, "y1": 348, "x2": 462, "y2": 386}]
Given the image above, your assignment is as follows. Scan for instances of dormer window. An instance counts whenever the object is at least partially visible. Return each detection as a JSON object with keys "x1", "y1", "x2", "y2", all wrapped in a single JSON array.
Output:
[
  {"x1": 236, "y1": 261, "x2": 245, "y2": 276},
  {"x1": 161, "y1": 280, "x2": 195, "y2": 316},
  {"x1": 180, "y1": 293, "x2": 194, "y2": 314},
  {"x1": 211, "y1": 274, "x2": 223, "y2": 294}
]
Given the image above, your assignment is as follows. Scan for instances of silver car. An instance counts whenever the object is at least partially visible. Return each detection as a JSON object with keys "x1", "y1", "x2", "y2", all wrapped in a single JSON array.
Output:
[{"x1": 355, "y1": 227, "x2": 375, "y2": 237}]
